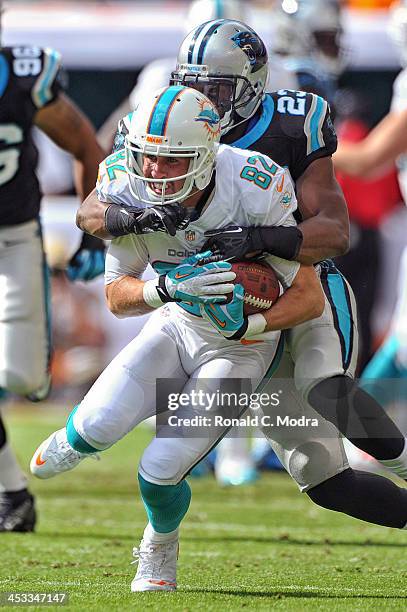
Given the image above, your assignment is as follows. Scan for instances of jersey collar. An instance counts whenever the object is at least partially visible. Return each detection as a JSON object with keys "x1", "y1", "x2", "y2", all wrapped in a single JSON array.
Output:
[{"x1": 223, "y1": 95, "x2": 275, "y2": 150}]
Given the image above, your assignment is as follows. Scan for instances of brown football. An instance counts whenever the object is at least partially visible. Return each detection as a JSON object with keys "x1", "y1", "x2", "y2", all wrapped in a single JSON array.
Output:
[{"x1": 230, "y1": 260, "x2": 280, "y2": 315}]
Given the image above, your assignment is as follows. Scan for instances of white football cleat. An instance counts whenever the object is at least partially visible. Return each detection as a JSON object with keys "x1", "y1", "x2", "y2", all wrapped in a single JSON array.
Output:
[
  {"x1": 131, "y1": 537, "x2": 178, "y2": 592},
  {"x1": 30, "y1": 428, "x2": 94, "y2": 479}
]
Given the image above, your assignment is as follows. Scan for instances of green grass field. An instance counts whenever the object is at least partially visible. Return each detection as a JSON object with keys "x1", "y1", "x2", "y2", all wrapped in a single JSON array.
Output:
[{"x1": 1, "y1": 404, "x2": 406, "y2": 611}]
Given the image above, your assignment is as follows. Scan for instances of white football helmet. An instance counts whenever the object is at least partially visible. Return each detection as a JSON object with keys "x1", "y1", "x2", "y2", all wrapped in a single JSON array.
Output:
[
  {"x1": 172, "y1": 19, "x2": 268, "y2": 134},
  {"x1": 389, "y1": 0, "x2": 407, "y2": 67},
  {"x1": 124, "y1": 86, "x2": 220, "y2": 205},
  {"x1": 272, "y1": 0, "x2": 345, "y2": 77}
]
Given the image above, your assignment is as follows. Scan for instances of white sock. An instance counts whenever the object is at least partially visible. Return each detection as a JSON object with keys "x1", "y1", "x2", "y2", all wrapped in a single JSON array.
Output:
[
  {"x1": 143, "y1": 522, "x2": 179, "y2": 543},
  {"x1": 0, "y1": 443, "x2": 28, "y2": 493},
  {"x1": 380, "y1": 439, "x2": 407, "y2": 479}
]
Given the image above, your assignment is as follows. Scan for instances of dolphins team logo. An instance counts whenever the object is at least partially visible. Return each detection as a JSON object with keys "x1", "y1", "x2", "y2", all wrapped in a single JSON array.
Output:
[
  {"x1": 231, "y1": 31, "x2": 267, "y2": 69},
  {"x1": 195, "y1": 100, "x2": 221, "y2": 139}
]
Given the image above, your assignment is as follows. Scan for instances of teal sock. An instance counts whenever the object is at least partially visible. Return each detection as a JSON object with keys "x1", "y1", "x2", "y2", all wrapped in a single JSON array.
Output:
[
  {"x1": 138, "y1": 474, "x2": 191, "y2": 533},
  {"x1": 66, "y1": 404, "x2": 100, "y2": 454}
]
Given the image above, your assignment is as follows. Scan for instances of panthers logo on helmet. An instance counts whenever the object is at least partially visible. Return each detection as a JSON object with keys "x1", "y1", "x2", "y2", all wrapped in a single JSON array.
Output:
[
  {"x1": 231, "y1": 31, "x2": 267, "y2": 70},
  {"x1": 194, "y1": 100, "x2": 221, "y2": 139}
]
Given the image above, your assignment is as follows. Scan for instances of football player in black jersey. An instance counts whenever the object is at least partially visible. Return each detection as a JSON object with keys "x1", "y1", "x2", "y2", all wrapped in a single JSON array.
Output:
[
  {"x1": 0, "y1": 40, "x2": 104, "y2": 532},
  {"x1": 75, "y1": 20, "x2": 407, "y2": 529}
]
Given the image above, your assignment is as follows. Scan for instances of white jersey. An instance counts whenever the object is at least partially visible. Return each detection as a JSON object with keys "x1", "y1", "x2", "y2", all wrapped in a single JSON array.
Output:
[
  {"x1": 391, "y1": 68, "x2": 407, "y2": 202},
  {"x1": 97, "y1": 143, "x2": 299, "y2": 340}
]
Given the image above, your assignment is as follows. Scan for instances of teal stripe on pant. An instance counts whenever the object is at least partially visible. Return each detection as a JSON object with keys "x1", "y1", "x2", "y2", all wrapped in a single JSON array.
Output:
[
  {"x1": 138, "y1": 474, "x2": 191, "y2": 533},
  {"x1": 66, "y1": 404, "x2": 100, "y2": 453}
]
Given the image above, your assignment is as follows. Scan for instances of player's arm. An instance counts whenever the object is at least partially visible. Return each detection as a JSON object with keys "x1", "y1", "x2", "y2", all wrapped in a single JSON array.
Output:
[
  {"x1": 333, "y1": 109, "x2": 407, "y2": 176},
  {"x1": 295, "y1": 156, "x2": 349, "y2": 264},
  {"x1": 34, "y1": 93, "x2": 104, "y2": 200},
  {"x1": 106, "y1": 275, "x2": 150, "y2": 318},
  {"x1": 261, "y1": 264, "x2": 324, "y2": 331},
  {"x1": 77, "y1": 188, "x2": 111, "y2": 239}
]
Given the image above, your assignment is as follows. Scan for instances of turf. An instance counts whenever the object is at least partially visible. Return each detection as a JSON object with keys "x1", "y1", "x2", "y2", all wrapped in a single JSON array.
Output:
[{"x1": 0, "y1": 404, "x2": 406, "y2": 611}]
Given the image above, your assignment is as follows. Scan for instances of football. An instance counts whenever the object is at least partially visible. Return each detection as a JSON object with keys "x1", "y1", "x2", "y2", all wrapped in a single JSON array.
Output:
[{"x1": 230, "y1": 260, "x2": 280, "y2": 315}]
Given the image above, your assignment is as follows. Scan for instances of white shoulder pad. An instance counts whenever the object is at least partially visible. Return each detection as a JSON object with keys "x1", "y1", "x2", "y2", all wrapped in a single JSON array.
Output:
[{"x1": 96, "y1": 150, "x2": 134, "y2": 206}]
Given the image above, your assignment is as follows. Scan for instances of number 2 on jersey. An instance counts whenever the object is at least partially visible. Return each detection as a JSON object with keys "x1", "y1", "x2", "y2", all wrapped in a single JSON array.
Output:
[
  {"x1": 105, "y1": 150, "x2": 126, "y2": 181},
  {"x1": 276, "y1": 90, "x2": 307, "y2": 116},
  {"x1": 240, "y1": 154, "x2": 278, "y2": 190}
]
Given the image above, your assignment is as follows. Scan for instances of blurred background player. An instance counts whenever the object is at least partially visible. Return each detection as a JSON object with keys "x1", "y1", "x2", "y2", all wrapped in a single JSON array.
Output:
[
  {"x1": 269, "y1": 0, "x2": 346, "y2": 104},
  {"x1": 0, "y1": 3, "x2": 104, "y2": 531}
]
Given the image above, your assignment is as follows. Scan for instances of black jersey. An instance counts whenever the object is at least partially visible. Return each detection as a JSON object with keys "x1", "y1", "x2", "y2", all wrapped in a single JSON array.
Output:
[
  {"x1": 0, "y1": 46, "x2": 64, "y2": 225},
  {"x1": 225, "y1": 90, "x2": 337, "y2": 183}
]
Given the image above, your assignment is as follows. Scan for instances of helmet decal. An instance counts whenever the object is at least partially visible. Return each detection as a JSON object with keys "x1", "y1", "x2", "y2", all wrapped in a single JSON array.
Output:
[
  {"x1": 231, "y1": 30, "x2": 267, "y2": 70},
  {"x1": 195, "y1": 99, "x2": 221, "y2": 138}
]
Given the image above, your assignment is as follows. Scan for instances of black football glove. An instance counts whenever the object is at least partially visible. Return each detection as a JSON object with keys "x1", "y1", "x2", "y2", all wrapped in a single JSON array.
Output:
[
  {"x1": 133, "y1": 203, "x2": 190, "y2": 236},
  {"x1": 105, "y1": 202, "x2": 189, "y2": 237},
  {"x1": 203, "y1": 225, "x2": 303, "y2": 261},
  {"x1": 203, "y1": 226, "x2": 263, "y2": 261}
]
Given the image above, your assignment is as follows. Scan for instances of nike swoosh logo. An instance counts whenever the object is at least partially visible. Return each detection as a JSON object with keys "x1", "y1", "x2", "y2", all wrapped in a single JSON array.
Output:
[
  {"x1": 35, "y1": 451, "x2": 46, "y2": 466},
  {"x1": 276, "y1": 176, "x2": 285, "y2": 192},
  {"x1": 174, "y1": 272, "x2": 192, "y2": 280},
  {"x1": 208, "y1": 305, "x2": 226, "y2": 328},
  {"x1": 224, "y1": 228, "x2": 242, "y2": 233}
]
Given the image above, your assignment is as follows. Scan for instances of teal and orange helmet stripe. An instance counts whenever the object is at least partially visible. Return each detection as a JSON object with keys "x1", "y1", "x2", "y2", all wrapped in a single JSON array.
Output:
[{"x1": 146, "y1": 86, "x2": 186, "y2": 136}]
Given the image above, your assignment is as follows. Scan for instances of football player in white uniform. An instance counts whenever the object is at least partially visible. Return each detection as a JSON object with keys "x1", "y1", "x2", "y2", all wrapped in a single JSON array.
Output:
[
  {"x1": 97, "y1": 0, "x2": 260, "y2": 486},
  {"x1": 31, "y1": 87, "x2": 407, "y2": 592}
]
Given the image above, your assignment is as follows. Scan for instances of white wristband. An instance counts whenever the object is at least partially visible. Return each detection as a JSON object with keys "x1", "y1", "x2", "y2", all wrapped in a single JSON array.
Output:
[
  {"x1": 244, "y1": 313, "x2": 267, "y2": 338},
  {"x1": 142, "y1": 278, "x2": 163, "y2": 309}
]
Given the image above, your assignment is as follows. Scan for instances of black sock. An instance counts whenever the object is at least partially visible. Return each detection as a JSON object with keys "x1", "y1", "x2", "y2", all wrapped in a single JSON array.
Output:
[
  {"x1": 307, "y1": 468, "x2": 407, "y2": 528},
  {"x1": 0, "y1": 415, "x2": 6, "y2": 450},
  {"x1": 308, "y1": 376, "x2": 405, "y2": 460},
  {"x1": 0, "y1": 489, "x2": 30, "y2": 502}
]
